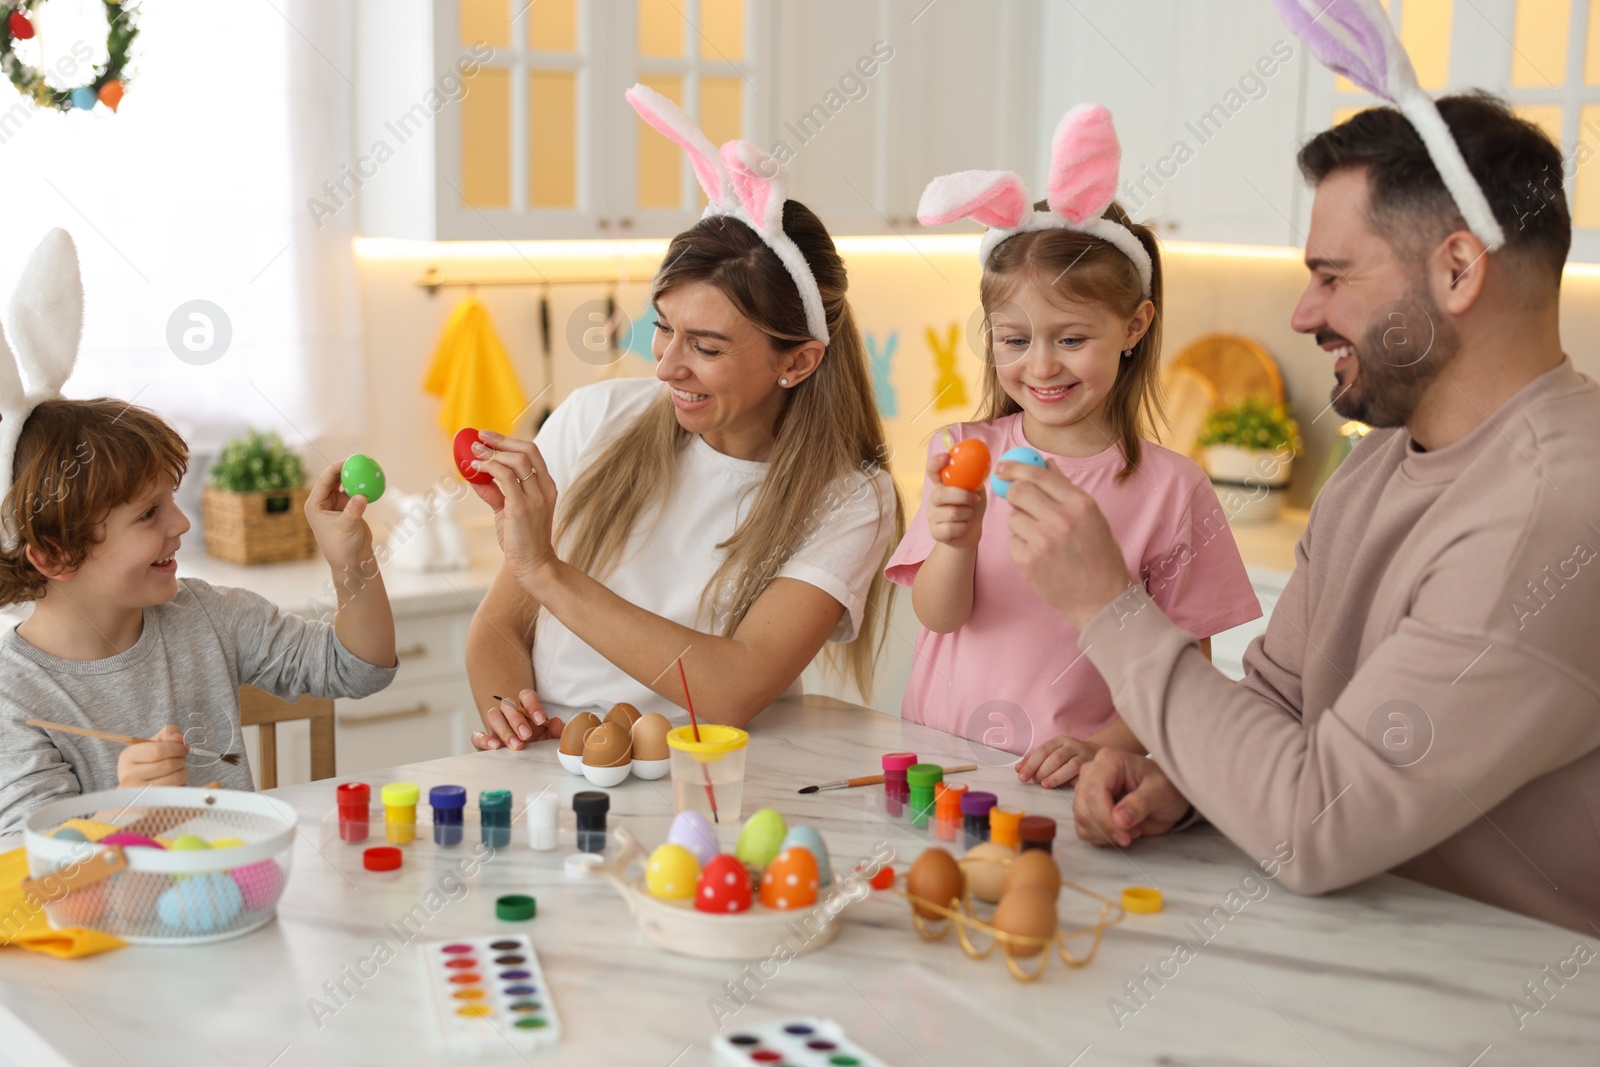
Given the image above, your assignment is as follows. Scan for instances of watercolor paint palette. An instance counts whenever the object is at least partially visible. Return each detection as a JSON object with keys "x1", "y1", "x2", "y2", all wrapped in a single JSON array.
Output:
[
  {"x1": 419, "y1": 935, "x2": 561, "y2": 1056},
  {"x1": 713, "y1": 1017, "x2": 889, "y2": 1067}
]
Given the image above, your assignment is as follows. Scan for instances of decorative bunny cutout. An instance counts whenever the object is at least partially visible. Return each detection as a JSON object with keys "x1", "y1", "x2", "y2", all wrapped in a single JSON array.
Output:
[
  {"x1": 624, "y1": 83, "x2": 829, "y2": 343},
  {"x1": 1273, "y1": 0, "x2": 1506, "y2": 250},
  {"x1": 916, "y1": 104, "x2": 1153, "y2": 296},
  {"x1": 0, "y1": 228, "x2": 84, "y2": 552},
  {"x1": 865, "y1": 330, "x2": 898, "y2": 418}
]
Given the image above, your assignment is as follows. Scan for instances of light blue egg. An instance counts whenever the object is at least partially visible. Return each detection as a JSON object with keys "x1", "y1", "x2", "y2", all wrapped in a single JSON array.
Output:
[
  {"x1": 70, "y1": 87, "x2": 96, "y2": 110},
  {"x1": 51, "y1": 827, "x2": 88, "y2": 841},
  {"x1": 780, "y1": 825, "x2": 831, "y2": 886},
  {"x1": 989, "y1": 446, "x2": 1047, "y2": 499},
  {"x1": 156, "y1": 872, "x2": 243, "y2": 934},
  {"x1": 666, "y1": 810, "x2": 719, "y2": 866}
]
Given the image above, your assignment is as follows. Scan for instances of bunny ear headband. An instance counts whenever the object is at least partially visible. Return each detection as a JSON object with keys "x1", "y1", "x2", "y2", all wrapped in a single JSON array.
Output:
[
  {"x1": 1274, "y1": 0, "x2": 1506, "y2": 250},
  {"x1": 0, "y1": 228, "x2": 83, "y2": 553},
  {"x1": 916, "y1": 104, "x2": 1153, "y2": 297},
  {"x1": 625, "y1": 83, "x2": 829, "y2": 344}
]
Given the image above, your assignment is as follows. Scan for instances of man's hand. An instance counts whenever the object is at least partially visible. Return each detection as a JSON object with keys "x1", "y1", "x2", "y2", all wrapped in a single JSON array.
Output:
[
  {"x1": 1073, "y1": 748, "x2": 1192, "y2": 848},
  {"x1": 117, "y1": 724, "x2": 189, "y2": 788},
  {"x1": 471, "y1": 689, "x2": 564, "y2": 751},
  {"x1": 1000, "y1": 460, "x2": 1135, "y2": 630}
]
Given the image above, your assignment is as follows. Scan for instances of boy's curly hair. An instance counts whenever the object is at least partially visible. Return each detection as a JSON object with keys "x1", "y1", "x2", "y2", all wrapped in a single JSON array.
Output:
[{"x1": 0, "y1": 398, "x2": 189, "y2": 606}]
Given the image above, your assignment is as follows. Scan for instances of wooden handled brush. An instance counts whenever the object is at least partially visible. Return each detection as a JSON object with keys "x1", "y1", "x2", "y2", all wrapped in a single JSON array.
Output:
[{"x1": 25, "y1": 718, "x2": 241, "y2": 765}]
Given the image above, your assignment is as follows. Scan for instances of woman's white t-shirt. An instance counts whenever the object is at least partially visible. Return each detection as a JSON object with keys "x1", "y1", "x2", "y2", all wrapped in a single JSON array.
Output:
[{"x1": 530, "y1": 378, "x2": 896, "y2": 718}]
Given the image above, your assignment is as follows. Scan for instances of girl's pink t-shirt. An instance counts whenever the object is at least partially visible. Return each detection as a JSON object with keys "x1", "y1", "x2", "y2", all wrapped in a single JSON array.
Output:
[{"x1": 885, "y1": 415, "x2": 1262, "y2": 754}]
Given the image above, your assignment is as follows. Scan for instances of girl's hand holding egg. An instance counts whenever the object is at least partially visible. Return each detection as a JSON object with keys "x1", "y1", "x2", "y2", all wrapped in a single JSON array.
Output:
[
  {"x1": 305, "y1": 458, "x2": 376, "y2": 570},
  {"x1": 926, "y1": 446, "x2": 988, "y2": 551}
]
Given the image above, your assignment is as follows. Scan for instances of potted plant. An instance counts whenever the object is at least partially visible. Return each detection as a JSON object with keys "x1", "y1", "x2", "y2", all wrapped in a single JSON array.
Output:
[
  {"x1": 1196, "y1": 397, "x2": 1303, "y2": 524},
  {"x1": 201, "y1": 429, "x2": 317, "y2": 564}
]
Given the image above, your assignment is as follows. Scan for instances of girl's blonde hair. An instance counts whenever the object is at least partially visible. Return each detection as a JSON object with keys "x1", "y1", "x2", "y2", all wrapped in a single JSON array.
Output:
[
  {"x1": 977, "y1": 200, "x2": 1165, "y2": 482},
  {"x1": 553, "y1": 202, "x2": 904, "y2": 700}
]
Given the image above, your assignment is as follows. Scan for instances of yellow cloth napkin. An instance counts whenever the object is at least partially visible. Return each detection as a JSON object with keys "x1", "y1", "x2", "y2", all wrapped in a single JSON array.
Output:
[
  {"x1": 423, "y1": 297, "x2": 530, "y2": 436},
  {"x1": 0, "y1": 847, "x2": 126, "y2": 958}
]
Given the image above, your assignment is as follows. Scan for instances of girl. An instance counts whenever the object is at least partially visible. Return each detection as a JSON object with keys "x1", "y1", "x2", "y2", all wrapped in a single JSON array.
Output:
[{"x1": 885, "y1": 105, "x2": 1261, "y2": 788}]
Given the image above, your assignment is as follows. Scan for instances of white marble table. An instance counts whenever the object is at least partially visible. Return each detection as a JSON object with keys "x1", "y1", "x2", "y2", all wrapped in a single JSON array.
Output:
[{"x1": 1, "y1": 696, "x2": 1595, "y2": 1066}]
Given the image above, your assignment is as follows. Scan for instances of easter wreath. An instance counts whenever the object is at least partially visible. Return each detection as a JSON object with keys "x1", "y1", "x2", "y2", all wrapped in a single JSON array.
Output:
[{"x1": 0, "y1": 0, "x2": 136, "y2": 112}]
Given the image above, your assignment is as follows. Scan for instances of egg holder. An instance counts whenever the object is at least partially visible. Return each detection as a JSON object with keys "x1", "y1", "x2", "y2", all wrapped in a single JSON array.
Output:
[
  {"x1": 21, "y1": 787, "x2": 298, "y2": 946},
  {"x1": 591, "y1": 826, "x2": 859, "y2": 961},
  {"x1": 896, "y1": 853, "x2": 1124, "y2": 983},
  {"x1": 555, "y1": 750, "x2": 670, "y2": 787}
]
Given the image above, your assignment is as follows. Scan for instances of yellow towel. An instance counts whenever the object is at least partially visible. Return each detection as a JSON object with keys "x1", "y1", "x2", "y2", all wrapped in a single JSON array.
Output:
[
  {"x1": 0, "y1": 847, "x2": 127, "y2": 958},
  {"x1": 423, "y1": 297, "x2": 530, "y2": 436}
]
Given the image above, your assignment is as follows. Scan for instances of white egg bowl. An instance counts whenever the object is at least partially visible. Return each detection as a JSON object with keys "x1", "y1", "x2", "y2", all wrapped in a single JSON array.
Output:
[
  {"x1": 580, "y1": 762, "x2": 632, "y2": 788},
  {"x1": 630, "y1": 757, "x2": 670, "y2": 780},
  {"x1": 556, "y1": 751, "x2": 587, "y2": 775}
]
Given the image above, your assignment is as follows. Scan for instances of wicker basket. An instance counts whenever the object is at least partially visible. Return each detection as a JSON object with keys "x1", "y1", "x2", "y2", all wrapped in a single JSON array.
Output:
[{"x1": 202, "y1": 485, "x2": 317, "y2": 565}]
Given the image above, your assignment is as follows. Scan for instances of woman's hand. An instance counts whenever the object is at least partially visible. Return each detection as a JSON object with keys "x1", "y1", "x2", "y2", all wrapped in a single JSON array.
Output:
[
  {"x1": 467, "y1": 431, "x2": 562, "y2": 589},
  {"x1": 925, "y1": 452, "x2": 986, "y2": 550},
  {"x1": 1017, "y1": 735, "x2": 1100, "y2": 788},
  {"x1": 471, "y1": 689, "x2": 565, "y2": 751}
]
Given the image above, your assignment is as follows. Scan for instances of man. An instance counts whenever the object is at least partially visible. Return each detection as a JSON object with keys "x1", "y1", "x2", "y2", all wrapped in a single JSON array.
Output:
[{"x1": 996, "y1": 92, "x2": 1600, "y2": 934}]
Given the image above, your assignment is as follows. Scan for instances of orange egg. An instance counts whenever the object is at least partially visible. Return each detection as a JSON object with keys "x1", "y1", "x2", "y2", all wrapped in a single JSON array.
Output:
[
  {"x1": 759, "y1": 846, "x2": 820, "y2": 909},
  {"x1": 1002, "y1": 849, "x2": 1061, "y2": 899},
  {"x1": 906, "y1": 847, "x2": 963, "y2": 919},
  {"x1": 939, "y1": 439, "x2": 991, "y2": 492},
  {"x1": 992, "y1": 886, "x2": 1058, "y2": 957},
  {"x1": 558, "y1": 711, "x2": 601, "y2": 756}
]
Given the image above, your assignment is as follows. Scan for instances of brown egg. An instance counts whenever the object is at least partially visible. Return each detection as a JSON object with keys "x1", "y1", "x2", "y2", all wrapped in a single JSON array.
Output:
[
  {"x1": 960, "y1": 842, "x2": 1017, "y2": 904},
  {"x1": 605, "y1": 702, "x2": 642, "y2": 730},
  {"x1": 906, "y1": 847, "x2": 963, "y2": 919},
  {"x1": 582, "y1": 721, "x2": 633, "y2": 767},
  {"x1": 631, "y1": 713, "x2": 672, "y2": 761},
  {"x1": 558, "y1": 711, "x2": 601, "y2": 756},
  {"x1": 1002, "y1": 849, "x2": 1061, "y2": 899},
  {"x1": 992, "y1": 886, "x2": 1058, "y2": 958}
]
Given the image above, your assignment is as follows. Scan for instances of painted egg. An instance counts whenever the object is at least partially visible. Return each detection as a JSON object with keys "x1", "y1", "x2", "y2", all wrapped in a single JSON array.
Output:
[
  {"x1": 50, "y1": 881, "x2": 109, "y2": 926},
  {"x1": 695, "y1": 854, "x2": 753, "y2": 914},
  {"x1": 100, "y1": 833, "x2": 165, "y2": 851},
  {"x1": 906, "y1": 847, "x2": 963, "y2": 919},
  {"x1": 340, "y1": 454, "x2": 386, "y2": 503},
  {"x1": 230, "y1": 859, "x2": 286, "y2": 910},
  {"x1": 210, "y1": 838, "x2": 247, "y2": 849},
  {"x1": 51, "y1": 827, "x2": 88, "y2": 842},
  {"x1": 156, "y1": 872, "x2": 244, "y2": 934},
  {"x1": 604, "y1": 702, "x2": 642, "y2": 730},
  {"x1": 559, "y1": 711, "x2": 601, "y2": 756},
  {"x1": 666, "y1": 810, "x2": 719, "y2": 867},
  {"x1": 645, "y1": 843, "x2": 700, "y2": 901},
  {"x1": 940, "y1": 438, "x2": 991, "y2": 492},
  {"x1": 780, "y1": 825, "x2": 831, "y2": 886},
  {"x1": 759, "y1": 847, "x2": 820, "y2": 910},
  {"x1": 453, "y1": 427, "x2": 494, "y2": 485},
  {"x1": 110, "y1": 871, "x2": 171, "y2": 926},
  {"x1": 734, "y1": 809, "x2": 787, "y2": 872},
  {"x1": 961, "y1": 841, "x2": 1018, "y2": 904},
  {"x1": 989, "y1": 446, "x2": 1047, "y2": 499},
  {"x1": 581, "y1": 721, "x2": 632, "y2": 767},
  {"x1": 170, "y1": 834, "x2": 210, "y2": 851},
  {"x1": 1002, "y1": 849, "x2": 1061, "y2": 899},
  {"x1": 631, "y1": 713, "x2": 672, "y2": 762},
  {"x1": 992, "y1": 886, "x2": 1058, "y2": 958}
]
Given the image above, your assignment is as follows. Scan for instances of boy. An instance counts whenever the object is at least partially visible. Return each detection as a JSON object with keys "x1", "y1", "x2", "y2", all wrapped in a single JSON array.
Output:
[{"x1": 0, "y1": 397, "x2": 397, "y2": 836}]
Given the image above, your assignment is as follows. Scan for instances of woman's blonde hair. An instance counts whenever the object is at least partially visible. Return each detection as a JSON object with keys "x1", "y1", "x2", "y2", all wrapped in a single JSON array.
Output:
[
  {"x1": 554, "y1": 203, "x2": 904, "y2": 700},
  {"x1": 977, "y1": 200, "x2": 1165, "y2": 482}
]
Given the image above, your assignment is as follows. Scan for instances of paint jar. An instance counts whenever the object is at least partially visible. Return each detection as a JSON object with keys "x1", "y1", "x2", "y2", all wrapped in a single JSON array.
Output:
[
  {"x1": 961, "y1": 791, "x2": 998, "y2": 848},
  {"x1": 480, "y1": 789, "x2": 513, "y2": 849},
  {"x1": 525, "y1": 790, "x2": 558, "y2": 851},
  {"x1": 881, "y1": 752, "x2": 918, "y2": 817},
  {"x1": 428, "y1": 785, "x2": 466, "y2": 847},
  {"x1": 935, "y1": 782, "x2": 968, "y2": 842},
  {"x1": 380, "y1": 782, "x2": 419, "y2": 845},
  {"x1": 573, "y1": 791, "x2": 609, "y2": 854},
  {"x1": 336, "y1": 782, "x2": 370, "y2": 843},
  {"x1": 905, "y1": 764, "x2": 944, "y2": 829},
  {"x1": 990, "y1": 807, "x2": 1024, "y2": 849},
  {"x1": 1019, "y1": 815, "x2": 1057, "y2": 853}
]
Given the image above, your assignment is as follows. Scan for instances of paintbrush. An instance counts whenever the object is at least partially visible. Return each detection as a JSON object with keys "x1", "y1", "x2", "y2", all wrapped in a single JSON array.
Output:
[
  {"x1": 25, "y1": 718, "x2": 241, "y2": 765},
  {"x1": 798, "y1": 763, "x2": 979, "y2": 794}
]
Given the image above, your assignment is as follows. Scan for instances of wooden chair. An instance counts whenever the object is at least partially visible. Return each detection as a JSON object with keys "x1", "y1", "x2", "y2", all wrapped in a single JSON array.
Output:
[{"x1": 238, "y1": 686, "x2": 336, "y2": 790}]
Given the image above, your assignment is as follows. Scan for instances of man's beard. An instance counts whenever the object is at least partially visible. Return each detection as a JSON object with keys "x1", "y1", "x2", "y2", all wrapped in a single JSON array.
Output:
[{"x1": 1330, "y1": 287, "x2": 1459, "y2": 428}]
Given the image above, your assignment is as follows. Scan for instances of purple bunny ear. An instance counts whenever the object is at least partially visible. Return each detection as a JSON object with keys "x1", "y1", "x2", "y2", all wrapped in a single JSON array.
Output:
[{"x1": 1272, "y1": 0, "x2": 1415, "y2": 101}]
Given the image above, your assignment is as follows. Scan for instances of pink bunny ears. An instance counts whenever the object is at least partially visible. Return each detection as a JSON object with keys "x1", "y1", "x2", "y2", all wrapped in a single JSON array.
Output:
[
  {"x1": 1274, "y1": 0, "x2": 1506, "y2": 250},
  {"x1": 625, "y1": 83, "x2": 830, "y2": 344},
  {"x1": 916, "y1": 104, "x2": 1153, "y2": 297}
]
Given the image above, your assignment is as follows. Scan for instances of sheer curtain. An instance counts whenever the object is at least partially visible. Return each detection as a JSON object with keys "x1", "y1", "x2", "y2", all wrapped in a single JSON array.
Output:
[{"x1": 0, "y1": 0, "x2": 363, "y2": 486}]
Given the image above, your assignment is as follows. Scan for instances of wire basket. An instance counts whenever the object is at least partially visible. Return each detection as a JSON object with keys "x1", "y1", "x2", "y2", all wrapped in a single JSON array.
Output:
[{"x1": 22, "y1": 787, "x2": 298, "y2": 945}]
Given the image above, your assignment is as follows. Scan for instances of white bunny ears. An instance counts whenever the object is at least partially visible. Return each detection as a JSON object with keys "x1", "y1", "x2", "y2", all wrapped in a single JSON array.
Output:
[
  {"x1": 1274, "y1": 0, "x2": 1506, "y2": 250},
  {"x1": 0, "y1": 228, "x2": 83, "y2": 552},
  {"x1": 625, "y1": 83, "x2": 830, "y2": 344},
  {"x1": 916, "y1": 104, "x2": 1153, "y2": 297}
]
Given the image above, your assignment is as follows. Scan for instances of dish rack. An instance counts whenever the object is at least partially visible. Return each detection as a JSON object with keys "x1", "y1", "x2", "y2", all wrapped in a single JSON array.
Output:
[{"x1": 22, "y1": 786, "x2": 298, "y2": 945}]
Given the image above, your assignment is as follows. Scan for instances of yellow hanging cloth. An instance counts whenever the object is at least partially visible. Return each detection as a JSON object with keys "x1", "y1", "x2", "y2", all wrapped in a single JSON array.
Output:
[
  {"x1": 423, "y1": 297, "x2": 530, "y2": 436},
  {"x1": 0, "y1": 847, "x2": 126, "y2": 958}
]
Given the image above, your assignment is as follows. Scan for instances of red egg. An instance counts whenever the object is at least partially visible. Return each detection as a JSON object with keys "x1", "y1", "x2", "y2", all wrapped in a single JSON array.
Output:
[
  {"x1": 453, "y1": 427, "x2": 494, "y2": 485},
  {"x1": 695, "y1": 854, "x2": 754, "y2": 914},
  {"x1": 940, "y1": 439, "x2": 991, "y2": 492},
  {"x1": 759, "y1": 847, "x2": 820, "y2": 910}
]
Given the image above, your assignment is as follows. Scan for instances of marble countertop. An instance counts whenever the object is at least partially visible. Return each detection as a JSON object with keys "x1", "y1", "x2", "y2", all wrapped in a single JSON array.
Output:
[{"x1": 1, "y1": 696, "x2": 1593, "y2": 1067}]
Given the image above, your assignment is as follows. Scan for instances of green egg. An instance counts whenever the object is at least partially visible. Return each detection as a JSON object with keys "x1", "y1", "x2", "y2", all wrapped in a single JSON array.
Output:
[
  {"x1": 171, "y1": 834, "x2": 211, "y2": 851},
  {"x1": 341, "y1": 454, "x2": 385, "y2": 503},
  {"x1": 734, "y1": 808, "x2": 787, "y2": 871}
]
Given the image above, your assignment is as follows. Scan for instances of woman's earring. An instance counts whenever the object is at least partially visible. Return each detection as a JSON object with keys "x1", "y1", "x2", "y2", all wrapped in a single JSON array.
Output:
[
  {"x1": 780, "y1": 377, "x2": 789, "y2": 386},
  {"x1": 1121, "y1": 349, "x2": 1133, "y2": 359}
]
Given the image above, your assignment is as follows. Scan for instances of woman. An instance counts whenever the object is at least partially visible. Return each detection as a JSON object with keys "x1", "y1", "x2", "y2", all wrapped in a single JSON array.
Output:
[{"x1": 465, "y1": 88, "x2": 903, "y2": 749}]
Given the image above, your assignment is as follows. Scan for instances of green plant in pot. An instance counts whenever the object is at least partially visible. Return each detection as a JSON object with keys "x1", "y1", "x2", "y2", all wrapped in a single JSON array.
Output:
[
  {"x1": 202, "y1": 429, "x2": 317, "y2": 564},
  {"x1": 1197, "y1": 397, "x2": 1302, "y2": 523}
]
